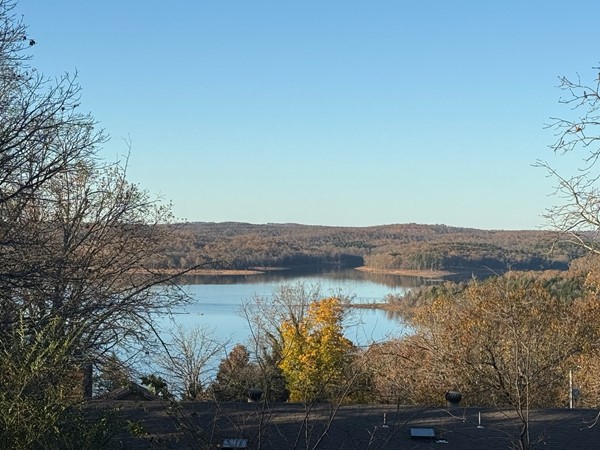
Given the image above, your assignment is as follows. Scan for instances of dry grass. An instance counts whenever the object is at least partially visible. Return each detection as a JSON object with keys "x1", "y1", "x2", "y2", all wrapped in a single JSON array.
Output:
[{"x1": 355, "y1": 266, "x2": 454, "y2": 278}]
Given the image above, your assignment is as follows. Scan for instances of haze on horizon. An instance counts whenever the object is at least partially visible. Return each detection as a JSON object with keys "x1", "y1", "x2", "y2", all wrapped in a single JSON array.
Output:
[{"x1": 16, "y1": 1, "x2": 600, "y2": 231}]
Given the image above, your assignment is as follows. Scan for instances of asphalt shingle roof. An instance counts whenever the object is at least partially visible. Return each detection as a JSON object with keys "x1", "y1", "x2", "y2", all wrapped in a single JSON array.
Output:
[{"x1": 87, "y1": 400, "x2": 600, "y2": 449}]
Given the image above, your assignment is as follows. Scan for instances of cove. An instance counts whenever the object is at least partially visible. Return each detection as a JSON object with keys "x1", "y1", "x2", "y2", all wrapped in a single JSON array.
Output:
[{"x1": 158, "y1": 267, "x2": 429, "y2": 350}]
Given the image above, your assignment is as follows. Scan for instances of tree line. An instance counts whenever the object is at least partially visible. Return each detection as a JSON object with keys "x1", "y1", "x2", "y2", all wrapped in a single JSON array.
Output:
[{"x1": 156, "y1": 221, "x2": 579, "y2": 274}]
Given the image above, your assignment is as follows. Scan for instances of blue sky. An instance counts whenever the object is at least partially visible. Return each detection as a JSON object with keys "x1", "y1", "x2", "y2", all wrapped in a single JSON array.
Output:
[{"x1": 15, "y1": 1, "x2": 600, "y2": 230}]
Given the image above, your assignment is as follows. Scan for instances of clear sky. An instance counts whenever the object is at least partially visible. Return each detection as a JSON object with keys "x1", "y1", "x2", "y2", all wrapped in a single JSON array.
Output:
[{"x1": 15, "y1": 1, "x2": 600, "y2": 230}]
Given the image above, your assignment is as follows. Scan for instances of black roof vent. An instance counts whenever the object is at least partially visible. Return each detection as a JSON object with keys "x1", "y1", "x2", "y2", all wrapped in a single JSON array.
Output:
[
  {"x1": 247, "y1": 388, "x2": 263, "y2": 402},
  {"x1": 445, "y1": 390, "x2": 462, "y2": 407}
]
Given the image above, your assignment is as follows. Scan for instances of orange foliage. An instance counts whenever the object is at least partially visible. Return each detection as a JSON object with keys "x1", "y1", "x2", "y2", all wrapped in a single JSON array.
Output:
[{"x1": 412, "y1": 275, "x2": 600, "y2": 408}]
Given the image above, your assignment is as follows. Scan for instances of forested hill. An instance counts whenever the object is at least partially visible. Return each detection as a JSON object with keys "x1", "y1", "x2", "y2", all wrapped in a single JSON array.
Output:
[{"x1": 157, "y1": 222, "x2": 580, "y2": 274}]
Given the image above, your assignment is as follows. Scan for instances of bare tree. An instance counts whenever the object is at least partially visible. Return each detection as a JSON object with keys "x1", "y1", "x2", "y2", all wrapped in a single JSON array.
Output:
[
  {"x1": 538, "y1": 65, "x2": 600, "y2": 252},
  {"x1": 0, "y1": 1, "x2": 102, "y2": 236},
  {"x1": 0, "y1": 146, "x2": 187, "y2": 371},
  {"x1": 0, "y1": 0, "x2": 198, "y2": 445},
  {"x1": 158, "y1": 324, "x2": 225, "y2": 400},
  {"x1": 0, "y1": 0, "x2": 190, "y2": 425}
]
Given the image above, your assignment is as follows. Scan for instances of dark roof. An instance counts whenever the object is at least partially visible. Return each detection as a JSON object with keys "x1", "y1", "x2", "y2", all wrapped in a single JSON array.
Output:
[
  {"x1": 95, "y1": 382, "x2": 159, "y2": 401},
  {"x1": 86, "y1": 400, "x2": 600, "y2": 449}
]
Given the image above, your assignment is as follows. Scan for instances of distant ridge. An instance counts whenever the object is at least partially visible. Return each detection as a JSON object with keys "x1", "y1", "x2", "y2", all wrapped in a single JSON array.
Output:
[{"x1": 159, "y1": 222, "x2": 575, "y2": 275}]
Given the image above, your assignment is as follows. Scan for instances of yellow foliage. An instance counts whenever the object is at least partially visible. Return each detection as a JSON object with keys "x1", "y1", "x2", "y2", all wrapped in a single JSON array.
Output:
[{"x1": 278, "y1": 297, "x2": 354, "y2": 403}]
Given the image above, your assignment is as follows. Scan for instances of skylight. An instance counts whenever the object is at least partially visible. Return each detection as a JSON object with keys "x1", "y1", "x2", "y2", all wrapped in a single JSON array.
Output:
[
  {"x1": 409, "y1": 426, "x2": 436, "y2": 439},
  {"x1": 221, "y1": 438, "x2": 248, "y2": 449}
]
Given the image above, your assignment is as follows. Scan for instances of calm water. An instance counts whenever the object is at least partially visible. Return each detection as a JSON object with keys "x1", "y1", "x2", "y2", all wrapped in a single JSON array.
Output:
[{"x1": 158, "y1": 267, "x2": 432, "y2": 350}]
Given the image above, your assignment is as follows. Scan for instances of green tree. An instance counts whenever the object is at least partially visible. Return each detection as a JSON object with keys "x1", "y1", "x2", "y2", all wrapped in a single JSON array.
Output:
[
  {"x1": 211, "y1": 343, "x2": 289, "y2": 402},
  {"x1": 0, "y1": 315, "x2": 119, "y2": 449},
  {"x1": 0, "y1": 315, "x2": 76, "y2": 449}
]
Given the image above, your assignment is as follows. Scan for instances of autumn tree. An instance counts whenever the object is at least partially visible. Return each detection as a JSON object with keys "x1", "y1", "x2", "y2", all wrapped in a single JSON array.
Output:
[
  {"x1": 0, "y1": 0, "x2": 184, "y2": 368},
  {"x1": 0, "y1": 0, "x2": 185, "y2": 443},
  {"x1": 533, "y1": 63, "x2": 600, "y2": 417},
  {"x1": 362, "y1": 335, "x2": 440, "y2": 406},
  {"x1": 210, "y1": 344, "x2": 257, "y2": 401},
  {"x1": 278, "y1": 297, "x2": 355, "y2": 403},
  {"x1": 562, "y1": 258, "x2": 600, "y2": 408},
  {"x1": 241, "y1": 282, "x2": 324, "y2": 402},
  {"x1": 412, "y1": 275, "x2": 600, "y2": 449}
]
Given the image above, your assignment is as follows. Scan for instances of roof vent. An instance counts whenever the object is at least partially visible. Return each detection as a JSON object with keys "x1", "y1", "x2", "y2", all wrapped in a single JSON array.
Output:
[
  {"x1": 247, "y1": 388, "x2": 263, "y2": 402},
  {"x1": 445, "y1": 390, "x2": 462, "y2": 407}
]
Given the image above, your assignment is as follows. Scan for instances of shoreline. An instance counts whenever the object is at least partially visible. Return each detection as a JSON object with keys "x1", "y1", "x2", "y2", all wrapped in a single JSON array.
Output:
[
  {"x1": 354, "y1": 266, "x2": 454, "y2": 279},
  {"x1": 158, "y1": 266, "x2": 292, "y2": 276},
  {"x1": 153, "y1": 268, "x2": 266, "y2": 276},
  {"x1": 151, "y1": 266, "x2": 456, "y2": 278},
  {"x1": 348, "y1": 302, "x2": 397, "y2": 310}
]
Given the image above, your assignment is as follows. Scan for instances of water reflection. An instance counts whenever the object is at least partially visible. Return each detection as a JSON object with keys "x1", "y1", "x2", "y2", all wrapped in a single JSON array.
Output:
[
  {"x1": 161, "y1": 267, "x2": 435, "y2": 347},
  {"x1": 176, "y1": 266, "x2": 448, "y2": 288}
]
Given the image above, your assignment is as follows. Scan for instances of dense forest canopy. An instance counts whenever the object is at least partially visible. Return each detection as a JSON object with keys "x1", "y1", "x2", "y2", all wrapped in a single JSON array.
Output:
[{"x1": 157, "y1": 221, "x2": 580, "y2": 274}]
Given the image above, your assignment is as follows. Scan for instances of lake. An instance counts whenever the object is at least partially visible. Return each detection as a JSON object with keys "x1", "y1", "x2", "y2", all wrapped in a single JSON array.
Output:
[{"x1": 158, "y1": 267, "x2": 433, "y2": 350}]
